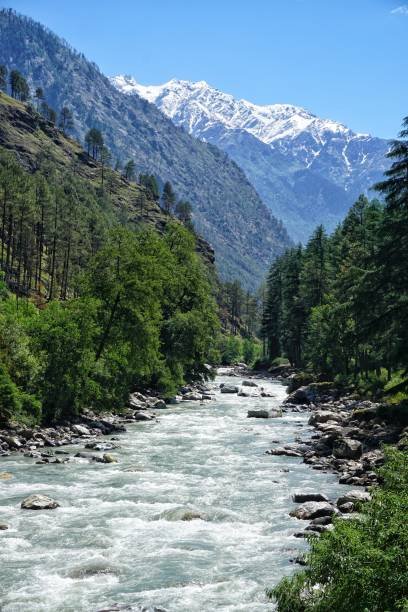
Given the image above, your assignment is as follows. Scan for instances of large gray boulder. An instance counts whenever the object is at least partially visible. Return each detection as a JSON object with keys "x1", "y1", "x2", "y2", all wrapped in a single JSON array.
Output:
[
  {"x1": 292, "y1": 492, "x2": 329, "y2": 503},
  {"x1": 242, "y1": 380, "x2": 258, "y2": 387},
  {"x1": 287, "y1": 385, "x2": 316, "y2": 404},
  {"x1": 333, "y1": 438, "x2": 363, "y2": 459},
  {"x1": 71, "y1": 424, "x2": 90, "y2": 436},
  {"x1": 21, "y1": 494, "x2": 60, "y2": 510},
  {"x1": 290, "y1": 501, "x2": 336, "y2": 520},
  {"x1": 220, "y1": 385, "x2": 239, "y2": 394},
  {"x1": 182, "y1": 392, "x2": 202, "y2": 401},
  {"x1": 134, "y1": 412, "x2": 154, "y2": 421},
  {"x1": 247, "y1": 408, "x2": 282, "y2": 418},
  {"x1": 309, "y1": 411, "x2": 342, "y2": 425}
]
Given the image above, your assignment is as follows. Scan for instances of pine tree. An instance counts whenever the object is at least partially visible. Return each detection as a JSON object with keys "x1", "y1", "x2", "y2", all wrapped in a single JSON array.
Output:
[
  {"x1": 123, "y1": 159, "x2": 135, "y2": 181},
  {"x1": 162, "y1": 181, "x2": 176, "y2": 214},
  {"x1": 59, "y1": 107, "x2": 74, "y2": 134}
]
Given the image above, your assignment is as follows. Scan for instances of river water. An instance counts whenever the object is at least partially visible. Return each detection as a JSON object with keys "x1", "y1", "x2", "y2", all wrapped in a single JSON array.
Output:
[{"x1": 0, "y1": 374, "x2": 347, "y2": 612}]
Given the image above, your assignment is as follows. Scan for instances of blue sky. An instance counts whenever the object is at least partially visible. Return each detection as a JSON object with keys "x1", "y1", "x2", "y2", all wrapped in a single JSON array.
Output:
[{"x1": 4, "y1": 0, "x2": 408, "y2": 138}]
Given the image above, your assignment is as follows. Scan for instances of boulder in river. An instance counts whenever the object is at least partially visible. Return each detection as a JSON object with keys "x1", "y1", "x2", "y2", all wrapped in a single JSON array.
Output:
[
  {"x1": 182, "y1": 392, "x2": 202, "y2": 401},
  {"x1": 134, "y1": 412, "x2": 155, "y2": 421},
  {"x1": 102, "y1": 453, "x2": 118, "y2": 464},
  {"x1": 0, "y1": 523, "x2": 8, "y2": 530},
  {"x1": 247, "y1": 408, "x2": 282, "y2": 418},
  {"x1": 333, "y1": 438, "x2": 363, "y2": 459},
  {"x1": 242, "y1": 380, "x2": 258, "y2": 387},
  {"x1": 292, "y1": 492, "x2": 329, "y2": 503},
  {"x1": 290, "y1": 501, "x2": 336, "y2": 520},
  {"x1": 21, "y1": 494, "x2": 60, "y2": 510},
  {"x1": 220, "y1": 385, "x2": 239, "y2": 394}
]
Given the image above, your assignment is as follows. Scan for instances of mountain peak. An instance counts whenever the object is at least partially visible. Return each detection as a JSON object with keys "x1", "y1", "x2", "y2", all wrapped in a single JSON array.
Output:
[{"x1": 111, "y1": 75, "x2": 368, "y2": 145}]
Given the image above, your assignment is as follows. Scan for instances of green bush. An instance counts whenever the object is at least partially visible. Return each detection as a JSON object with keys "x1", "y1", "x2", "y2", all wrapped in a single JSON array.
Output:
[
  {"x1": 269, "y1": 447, "x2": 408, "y2": 611},
  {"x1": 0, "y1": 362, "x2": 20, "y2": 425}
]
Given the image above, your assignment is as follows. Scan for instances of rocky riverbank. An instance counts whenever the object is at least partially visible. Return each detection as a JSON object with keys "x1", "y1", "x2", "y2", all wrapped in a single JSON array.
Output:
[
  {"x1": 0, "y1": 374, "x2": 224, "y2": 459},
  {"x1": 264, "y1": 381, "x2": 408, "y2": 541}
]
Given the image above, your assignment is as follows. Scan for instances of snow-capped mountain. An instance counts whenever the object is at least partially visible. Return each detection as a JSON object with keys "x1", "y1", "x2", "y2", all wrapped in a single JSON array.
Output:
[{"x1": 111, "y1": 76, "x2": 390, "y2": 242}]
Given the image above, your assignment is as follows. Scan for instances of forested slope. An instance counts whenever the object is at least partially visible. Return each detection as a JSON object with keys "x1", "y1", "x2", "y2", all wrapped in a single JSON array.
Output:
[
  {"x1": 0, "y1": 8, "x2": 291, "y2": 289},
  {"x1": 0, "y1": 90, "x2": 220, "y2": 426}
]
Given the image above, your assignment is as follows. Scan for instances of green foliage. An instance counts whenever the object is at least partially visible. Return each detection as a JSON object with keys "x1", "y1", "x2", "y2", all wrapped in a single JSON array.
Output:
[
  {"x1": 0, "y1": 145, "x2": 220, "y2": 423},
  {"x1": 270, "y1": 448, "x2": 408, "y2": 612},
  {"x1": 262, "y1": 116, "x2": 408, "y2": 389}
]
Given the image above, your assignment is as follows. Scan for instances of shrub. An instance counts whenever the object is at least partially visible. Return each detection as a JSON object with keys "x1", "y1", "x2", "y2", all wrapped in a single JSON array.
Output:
[{"x1": 269, "y1": 447, "x2": 408, "y2": 611}]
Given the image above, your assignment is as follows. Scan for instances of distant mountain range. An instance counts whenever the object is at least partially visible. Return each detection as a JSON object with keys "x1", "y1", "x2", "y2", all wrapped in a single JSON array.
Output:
[
  {"x1": 0, "y1": 9, "x2": 291, "y2": 290},
  {"x1": 112, "y1": 76, "x2": 390, "y2": 243}
]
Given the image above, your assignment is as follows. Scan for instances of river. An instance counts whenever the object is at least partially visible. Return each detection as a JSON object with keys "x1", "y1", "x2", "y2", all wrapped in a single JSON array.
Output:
[{"x1": 0, "y1": 374, "x2": 348, "y2": 612}]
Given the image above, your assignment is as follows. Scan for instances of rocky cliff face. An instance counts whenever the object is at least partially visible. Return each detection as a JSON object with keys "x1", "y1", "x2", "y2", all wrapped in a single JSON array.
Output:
[
  {"x1": 0, "y1": 9, "x2": 291, "y2": 289},
  {"x1": 113, "y1": 76, "x2": 390, "y2": 243}
]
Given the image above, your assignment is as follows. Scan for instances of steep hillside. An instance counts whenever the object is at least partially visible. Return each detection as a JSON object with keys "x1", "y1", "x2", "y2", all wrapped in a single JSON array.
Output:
[
  {"x1": 113, "y1": 76, "x2": 390, "y2": 242},
  {"x1": 0, "y1": 91, "x2": 214, "y2": 269},
  {"x1": 0, "y1": 9, "x2": 291, "y2": 288}
]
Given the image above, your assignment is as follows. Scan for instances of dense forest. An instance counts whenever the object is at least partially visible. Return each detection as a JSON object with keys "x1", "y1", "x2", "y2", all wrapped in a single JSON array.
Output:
[
  {"x1": 0, "y1": 77, "x2": 224, "y2": 426},
  {"x1": 262, "y1": 116, "x2": 408, "y2": 397}
]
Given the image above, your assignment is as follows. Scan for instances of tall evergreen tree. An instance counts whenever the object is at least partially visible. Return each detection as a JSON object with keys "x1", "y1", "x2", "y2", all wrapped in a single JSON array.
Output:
[{"x1": 162, "y1": 181, "x2": 176, "y2": 214}]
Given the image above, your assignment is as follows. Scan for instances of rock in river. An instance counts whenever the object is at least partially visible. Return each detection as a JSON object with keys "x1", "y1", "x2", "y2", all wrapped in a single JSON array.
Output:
[
  {"x1": 220, "y1": 385, "x2": 239, "y2": 394},
  {"x1": 290, "y1": 501, "x2": 336, "y2": 520},
  {"x1": 247, "y1": 408, "x2": 282, "y2": 418},
  {"x1": 21, "y1": 494, "x2": 60, "y2": 510},
  {"x1": 242, "y1": 380, "x2": 258, "y2": 387},
  {"x1": 292, "y1": 492, "x2": 329, "y2": 503}
]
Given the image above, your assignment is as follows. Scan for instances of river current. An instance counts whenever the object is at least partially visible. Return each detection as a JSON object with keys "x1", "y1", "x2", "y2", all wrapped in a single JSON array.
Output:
[{"x1": 0, "y1": 374, "x2": 347, "y2": 611}]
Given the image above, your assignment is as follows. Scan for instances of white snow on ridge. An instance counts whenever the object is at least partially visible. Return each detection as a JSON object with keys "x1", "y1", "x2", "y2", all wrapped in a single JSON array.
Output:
[{"x1": 110, "y1": 75, "x2": 369, "y2": 148}]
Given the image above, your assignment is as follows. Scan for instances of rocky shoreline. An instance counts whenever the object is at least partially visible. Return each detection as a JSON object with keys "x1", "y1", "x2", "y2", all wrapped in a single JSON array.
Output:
[
  {"x1": 265, "y1": 381, "x2": 407, "y2": 542},
  {"x1": 2, "y1": 367, "x2": 406, "y2": 542}
]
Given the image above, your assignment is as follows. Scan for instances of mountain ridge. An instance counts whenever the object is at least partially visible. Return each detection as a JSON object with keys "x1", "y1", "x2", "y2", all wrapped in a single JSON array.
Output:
[
  {"x1": 0, "y1": 8, "x2": 291, "y2": 289},
  {"x1": 112, "y1": 75, "x2": 390, "y2": 242}
]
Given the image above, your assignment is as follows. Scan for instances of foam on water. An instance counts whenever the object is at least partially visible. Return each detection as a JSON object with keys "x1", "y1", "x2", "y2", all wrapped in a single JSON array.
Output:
[{"x1": 0, "y1": 375, "x2": 348, "y2": 611}]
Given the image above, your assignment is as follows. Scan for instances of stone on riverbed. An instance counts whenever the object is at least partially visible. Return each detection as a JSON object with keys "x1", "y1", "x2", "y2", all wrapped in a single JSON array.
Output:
[
  {"x1": 290, "y1": 501, "x2": 336, "y2": 520},
  {"x1": 134, "y1": 412, "x2": 155, "y2": 421},
  {"x1": 220, "y1": 385, "x2": 239, "y2": 394},
  {"x1": 182, "y1": 392, "x2": 203, "y2": 401},
  {"x1": 102, "y1": 453, "x2": 118, "y2": 464},
  {"x1": 292, "y1": 492, "x2": 329, "y2": 503},
  {"x1": 71, "y1": 424, "x2": 91, "y2": 436},
  {"x1": 247, "y1": 408, "x2": 282, "y2": 419},
  {"x1": 21, "y1": 494, "x2": 60, "y2": 510},
  {"x1": 333, "y1": 438, "x2": 362, "y2": 459}
]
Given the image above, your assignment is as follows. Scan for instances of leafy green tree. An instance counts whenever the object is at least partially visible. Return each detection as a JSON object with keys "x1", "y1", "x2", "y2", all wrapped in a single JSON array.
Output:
[
  {"x1": 280, "y1": 247, "x2": 306, "y2": 367},
  {"x1": 30, "y1": 297, "x2": 101, "y2": 422},
  {"x1": 9, "y1": 69, "x2": 29, "y2": 100},
  {"x1": 262, "y1": 259, "x2": 282, "y2": 360},
  {"x1": 270, "y1": 448, "x2": 408, "y2": 612},
  {"x1": 85, "y1": 128, "x2": 104, "y2": 160}
]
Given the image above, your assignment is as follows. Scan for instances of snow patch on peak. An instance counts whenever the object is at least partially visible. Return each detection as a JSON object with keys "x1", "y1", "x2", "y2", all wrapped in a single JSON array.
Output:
[{"x1": 111, "y1": 75, "x2": 370, "y2": 146}]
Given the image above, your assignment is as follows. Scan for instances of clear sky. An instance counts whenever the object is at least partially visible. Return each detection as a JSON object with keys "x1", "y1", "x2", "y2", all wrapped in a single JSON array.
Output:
[{"x1": 3, "y1": 0, "x2": 408, "y2": 138}]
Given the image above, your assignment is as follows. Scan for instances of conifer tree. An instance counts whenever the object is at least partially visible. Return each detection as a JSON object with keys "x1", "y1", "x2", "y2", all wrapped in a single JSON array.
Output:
[{"x1": 162, "y1": 181, "x2": 176, "y2": 214}]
